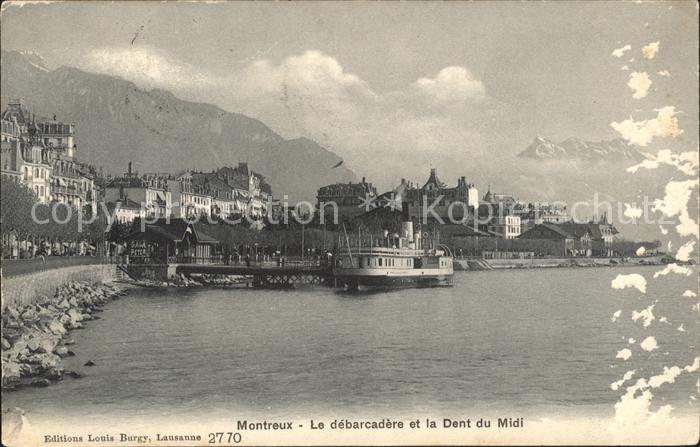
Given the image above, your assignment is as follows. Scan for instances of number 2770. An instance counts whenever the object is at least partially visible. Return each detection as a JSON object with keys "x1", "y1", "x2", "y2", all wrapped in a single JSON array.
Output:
[{"x1": 208, "y1": 432, "x2": 242, "y2": 444}]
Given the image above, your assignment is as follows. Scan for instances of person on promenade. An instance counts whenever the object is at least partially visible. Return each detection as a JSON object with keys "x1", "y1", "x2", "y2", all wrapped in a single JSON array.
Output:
[{"x1": 38, "y1": 245, "x2": 47, "y2": 265}]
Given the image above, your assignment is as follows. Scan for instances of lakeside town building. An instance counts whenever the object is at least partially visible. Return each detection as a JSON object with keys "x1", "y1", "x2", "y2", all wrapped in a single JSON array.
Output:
[
  {"x1": 104, "y1": 163, "x2": 172, "y2": 219},
  {"x1": 195, "y1": 163, "x2": 273, "y2": 219},
  {"x1": 374, "y1": 178, "x2": 413, "y2": 209},
  {"x1": 167, "y1": 171, "x2": 213, "y2": 219},
  {"x1": 102, "y1": 163, "x2": 273, "y2": 223},
  {"x1": 403, "y1": 169, "x2": 479, "y2": 222},
  {"x1": 317, "y1": 177, "x2": 378, "y2": 221},
  {"x1": 478, "y1": 186, "x2": 521, "y2": 239},
  {"x1": 1, "y1": 100, "x2": 96, "y2": 208},
  {"x1": 105, "y1": 199, "x2": 145, "y2": 224},
  {"x1": 519, "y1": 215, "x2": 618, "y2": 257}
]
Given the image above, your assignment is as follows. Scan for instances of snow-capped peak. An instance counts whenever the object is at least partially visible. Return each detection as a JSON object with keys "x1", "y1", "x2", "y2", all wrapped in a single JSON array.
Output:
[{"x1": 519, "y1": 136, "x2": 644, "y2": 161}]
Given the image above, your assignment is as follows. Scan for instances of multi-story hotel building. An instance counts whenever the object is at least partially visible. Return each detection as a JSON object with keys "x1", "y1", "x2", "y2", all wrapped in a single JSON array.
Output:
[
  {"x1": 1, "y1": 100, "x2": 96, "y2": 208},
  {"x1": 403, "y1": 169, "x2": 479, "y2": 222},
  {"x1": 104, "y1": 163, "x2": 171, "y2": 219}
]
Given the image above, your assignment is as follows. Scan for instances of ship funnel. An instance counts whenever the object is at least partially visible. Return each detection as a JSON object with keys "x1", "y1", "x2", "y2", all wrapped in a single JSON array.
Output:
[
  {"x1": 402, "y1": 221, "x2": 414, "y2": 242},
  {"x1": 414, "y1": 231, "x2": 421, "y2": 250}
]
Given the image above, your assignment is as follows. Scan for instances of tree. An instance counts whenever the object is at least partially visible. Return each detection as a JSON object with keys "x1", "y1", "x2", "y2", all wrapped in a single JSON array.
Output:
[{"x1": 0, "y1": 177, "x2": 38, "y2": 240}]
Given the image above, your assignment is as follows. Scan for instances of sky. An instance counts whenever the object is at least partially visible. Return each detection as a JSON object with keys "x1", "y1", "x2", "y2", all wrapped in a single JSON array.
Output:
[{"x1": 1, "y1": 1, "x2": 698, "y2": 194}]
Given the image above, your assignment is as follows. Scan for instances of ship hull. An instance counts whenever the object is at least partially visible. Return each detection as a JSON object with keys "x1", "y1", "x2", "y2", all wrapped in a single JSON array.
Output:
[{"x1": 333, "y1": 268, "x2": 453, "y2": 291}]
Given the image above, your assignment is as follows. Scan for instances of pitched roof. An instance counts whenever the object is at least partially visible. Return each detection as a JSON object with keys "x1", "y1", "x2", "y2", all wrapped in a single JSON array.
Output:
[
  {"x1": 105, "y1": 175, "x2": 147, "y2": 189},
  {"x1": 125, "y1": 218, "x2": 219, "y2": 244},
  {"x1": 449, "y1": 225, "x2": 494, "y2": 237},
  {"x1": 422, "y1": 168, "x2": 446, "y2": 189},
  {"x1": 556, "y1": 222, "x2": 591, "y2": 238},
  {"x1": 520, "y1": 223, "x2": 573, "y2": 239}
]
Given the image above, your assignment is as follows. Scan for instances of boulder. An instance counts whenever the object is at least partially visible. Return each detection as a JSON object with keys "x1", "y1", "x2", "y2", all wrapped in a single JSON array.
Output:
[
  {"x1": 27, "y1": 338, "x2": 40, "y2": 352},
  {"x1": 19, "y1": 362, "x2": 40, "y2": 376},
  {"x1": 1, "y1": 359, "x2": 21, "y2": 388},
  {"x1": 5, "y1": 306, "x2": 21, "y2": 320},
  {"x1": 67, "y1": 309, "x2": 83, "y2": 327},
  {"x1": 36, "y1": 305, "x2": 55, "y2": 319},
  {"x1": 47, "y1": 320, "x2": 66, "y2": 336},
  {"x1": 27, "y1": 334, "x2": 60, "y2": 354},
  {"x1": 27, "y1": 378, "x2": 50, "y2": 388},
  {"x1": 38, "y1": 353, "x2": 61, "y2": 371},
  {"x1": 44, "y1": 367, "x2": 63, "y2": 381},
  {"x1": 20, "y1": 308, "x2": 39, "y2": 324},
  {"x1": 65, "y1": 370, "x2": 82, "y2": 379},
  {"x1": 54, "y1": 346, "x2": 69, "y2": 357}
]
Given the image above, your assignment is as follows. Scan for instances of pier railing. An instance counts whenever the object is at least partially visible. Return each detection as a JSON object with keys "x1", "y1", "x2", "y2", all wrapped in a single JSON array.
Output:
[{"x1": 125, "y1": 255, "x2": 327, "y2": 268}]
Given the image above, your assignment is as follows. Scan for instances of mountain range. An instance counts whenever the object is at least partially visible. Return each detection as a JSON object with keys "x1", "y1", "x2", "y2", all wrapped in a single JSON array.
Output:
[
  {"x1": 518, "y1": 136, "x2": 645, "y2": 161},
  {"x1": 0, "y1": 50, "x2": 356, "y2": 201}
]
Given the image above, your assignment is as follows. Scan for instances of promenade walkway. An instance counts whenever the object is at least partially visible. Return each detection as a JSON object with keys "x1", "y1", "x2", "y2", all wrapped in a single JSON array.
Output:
[{"x1": 0, "y1": 256, "x2": 109, "y2": 278}]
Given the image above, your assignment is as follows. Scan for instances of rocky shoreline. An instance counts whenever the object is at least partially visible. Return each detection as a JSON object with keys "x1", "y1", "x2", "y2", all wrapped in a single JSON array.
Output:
[
  {"x1": 1, "y1": 281, "x2": 128, "y2": 390},
  {"x1": 133, "y1": 273, "x2": 250, "y2": 289}
]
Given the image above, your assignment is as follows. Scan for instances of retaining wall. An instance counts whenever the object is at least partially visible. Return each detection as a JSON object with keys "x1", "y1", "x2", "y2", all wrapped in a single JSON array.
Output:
[{"x1": 1, "y1": 264, "x2": 116, "y2": 310}]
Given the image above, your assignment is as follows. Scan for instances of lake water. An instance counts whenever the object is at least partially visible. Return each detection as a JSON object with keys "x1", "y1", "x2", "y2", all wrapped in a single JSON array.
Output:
[{"x1": 2, "y1": 266, "x2": 698, "y2": 430}]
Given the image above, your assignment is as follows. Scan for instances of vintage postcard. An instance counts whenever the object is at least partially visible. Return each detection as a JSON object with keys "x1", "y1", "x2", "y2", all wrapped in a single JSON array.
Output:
[{"x1": 1, "y1": 1, "x2": 698, "y2": 445}]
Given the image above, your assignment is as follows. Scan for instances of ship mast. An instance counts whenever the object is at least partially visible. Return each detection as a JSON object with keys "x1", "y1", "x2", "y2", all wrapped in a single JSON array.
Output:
[{"x1": 342, "y1": 223, "x2": 354, "y2": 265}]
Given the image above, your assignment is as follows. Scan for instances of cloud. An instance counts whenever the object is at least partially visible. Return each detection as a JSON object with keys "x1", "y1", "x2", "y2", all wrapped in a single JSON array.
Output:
[
  {"x1": 626, "y1": 150, "x2": 699, "y2": 176},
  {"x1": 611, "y1": 106, "x2": 683, "y2": 146},
  {"x1": 682, "y1": 290, "x2": 697, "y2": 298},
  {"x1": 642, "y1": 41, "x2": 660, "y2": 60},
  {"x1": 635, "y1": 246, "x2": 646, "y2": 256},
  {"x1": 640, "y1": 336, "x2": 658, "y2": 352},
  {"x1": 657, "y1": 70, "x2": 670, "y2": 77},
  {"x1": 612, "y1": 44, "x2": 632, "y2": 58},
  {"x1": 411, "y1": 66, "x2": 485, "y2": 102},
  {"x1": 196, "y1": 49, "x2": 494, "y2": 185},
  {"x1": 83, "y1": 46, "x2": 213, "y2": 88},
  {"x1": 612, "y1": 273, "x2": 647, "y2": 293},
  {"x1": 612, "y1": 310, "x2": 622, "y2": 322},
  {"x1": 624, "y1": 203, "x2": 643, "y2": 219},
  {"x1": 236, "y1": 50, "x2": 374, "y2": 102},
  {"x1": 621, "y1": 65, "x2": 629, "y2": 71},
  {"x1": 627, "y1": 72, "x2": 652, "y2": 99}
]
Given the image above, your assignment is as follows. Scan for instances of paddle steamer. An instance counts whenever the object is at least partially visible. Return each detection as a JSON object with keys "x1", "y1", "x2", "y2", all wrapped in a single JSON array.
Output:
[{"x1": 333, "y1": 221, "x2": 454, "y2": 291}]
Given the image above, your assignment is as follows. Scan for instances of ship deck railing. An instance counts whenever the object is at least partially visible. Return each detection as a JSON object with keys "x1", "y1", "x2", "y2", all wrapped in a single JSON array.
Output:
[{"x1": 340, "y1": 246, "x2": 442, "y2": 257}]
